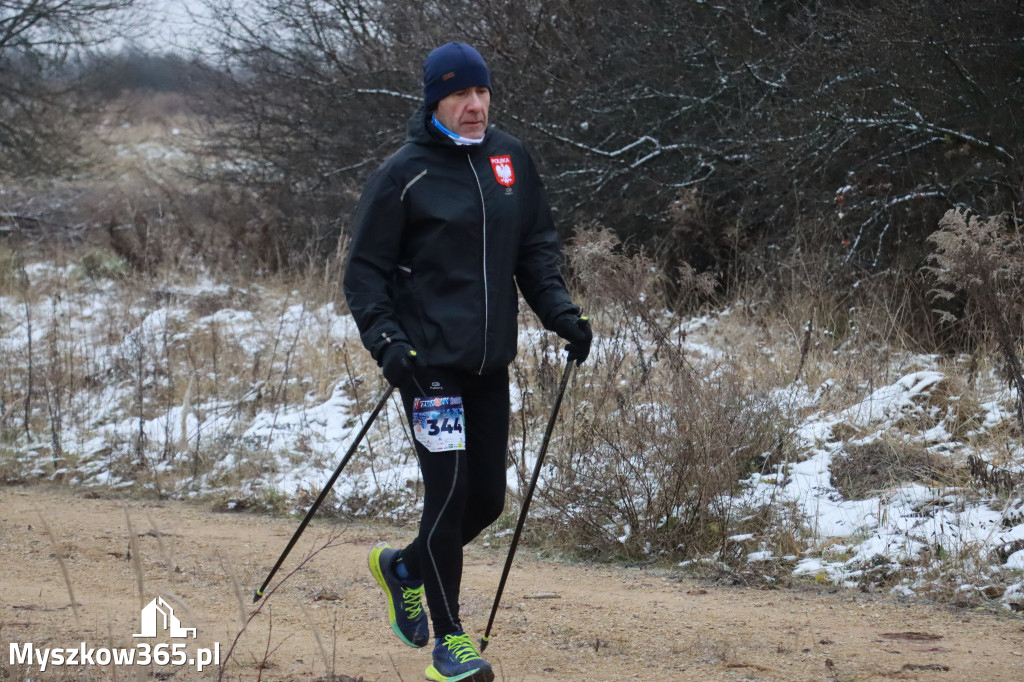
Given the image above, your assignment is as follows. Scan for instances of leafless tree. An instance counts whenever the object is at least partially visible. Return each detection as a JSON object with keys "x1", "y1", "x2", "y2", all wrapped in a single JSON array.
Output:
[
  {"x1": 0, "y1": 0, "x2": 145, "y2": 175},
  {"x1": 193, "y1": 0, "x2": 1023, "y2": 285}
]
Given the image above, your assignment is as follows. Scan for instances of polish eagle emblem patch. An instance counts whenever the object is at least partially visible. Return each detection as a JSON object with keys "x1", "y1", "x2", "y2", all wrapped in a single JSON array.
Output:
[{"x1": 489, "y1": 155, "x2": 515, "y2": 187}]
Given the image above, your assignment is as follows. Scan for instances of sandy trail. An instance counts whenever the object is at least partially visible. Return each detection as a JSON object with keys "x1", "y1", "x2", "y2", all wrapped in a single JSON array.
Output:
[{"x1": 1, "y1": 485, "x2": 1022, "y2": 681}]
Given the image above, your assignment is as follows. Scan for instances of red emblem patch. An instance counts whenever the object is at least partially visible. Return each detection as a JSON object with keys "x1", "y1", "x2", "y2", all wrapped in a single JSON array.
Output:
[{"x1": 490, "y1": 155, "x2": 515, "y2": 187}]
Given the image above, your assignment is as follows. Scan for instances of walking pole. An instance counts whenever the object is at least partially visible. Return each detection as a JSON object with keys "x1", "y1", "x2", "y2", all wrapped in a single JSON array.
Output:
[
  {"x1": 254, "y1": 383, "x2": 395, "y2": 602},
  {"x1": 480, "y1": 357, "x2": 574, "y2": 651}
]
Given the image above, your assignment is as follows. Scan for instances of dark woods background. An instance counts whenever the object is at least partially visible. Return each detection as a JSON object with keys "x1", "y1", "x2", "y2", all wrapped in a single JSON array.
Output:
[{"x1": 3, "y1": 1, "x2": 1023, "y2": 329}]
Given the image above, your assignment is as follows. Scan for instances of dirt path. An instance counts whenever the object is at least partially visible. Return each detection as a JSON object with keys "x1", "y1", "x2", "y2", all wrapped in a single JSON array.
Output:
[{"x1": 1, "y1": 486, "x2": 1022, "y2": 681}]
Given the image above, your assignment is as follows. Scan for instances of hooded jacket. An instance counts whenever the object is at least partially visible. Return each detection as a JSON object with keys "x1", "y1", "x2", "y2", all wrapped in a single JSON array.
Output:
[{"x1": 343, "y1": 107, "x2": 579, "y2": 374}]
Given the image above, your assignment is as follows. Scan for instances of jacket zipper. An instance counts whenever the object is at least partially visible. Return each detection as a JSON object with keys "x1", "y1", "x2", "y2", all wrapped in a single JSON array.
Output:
[{"x1": 467, "y1": 154, "x2": 489, "y2": 374}]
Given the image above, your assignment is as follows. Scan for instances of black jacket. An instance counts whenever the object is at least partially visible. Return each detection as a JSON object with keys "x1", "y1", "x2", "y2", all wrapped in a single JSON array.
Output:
[{"x1": 343, "y1": 107, "x2": 578, "y2": 374}]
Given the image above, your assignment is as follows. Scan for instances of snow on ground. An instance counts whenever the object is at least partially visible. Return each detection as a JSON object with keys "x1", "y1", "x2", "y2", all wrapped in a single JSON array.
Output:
[
  {"x1": 738, "y1": 362, "x2": 1024, "y2": 607},
  {"x1": 1, "y1": 264, "x2": 1022, "y2": 608}
]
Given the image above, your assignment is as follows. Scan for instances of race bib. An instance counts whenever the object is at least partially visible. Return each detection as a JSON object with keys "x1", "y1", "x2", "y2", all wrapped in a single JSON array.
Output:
[{"x1": 412, "y1": 395, "x2": 466, "y2": 452}]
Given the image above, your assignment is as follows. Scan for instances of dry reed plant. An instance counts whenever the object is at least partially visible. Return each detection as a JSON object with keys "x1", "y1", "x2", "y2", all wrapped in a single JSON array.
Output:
[
  {"x1": 37, "y1": 512, "x2": 80, "y2": 624},
  {"x1": 125, "y1": 507, "x2": 146, "y2": 612},
  {"x1": 926, "y1": 208, "x2": 1024, "y2": 431}
]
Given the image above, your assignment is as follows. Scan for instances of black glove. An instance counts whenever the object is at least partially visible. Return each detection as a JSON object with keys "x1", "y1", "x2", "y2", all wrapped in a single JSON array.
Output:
[
  {"x1": 381, "y1": 342, "x2": 417, "y2": 386},
  {"x1": 552, "y1": 314, "x2": 593, "y2": 365}
]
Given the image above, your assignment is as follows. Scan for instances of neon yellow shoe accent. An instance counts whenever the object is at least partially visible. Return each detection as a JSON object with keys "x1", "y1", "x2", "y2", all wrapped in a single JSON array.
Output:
[
  {"x1": 425, "y1": 663, "x2": 492, "y2": 682},
  {"x1": 401, "y1": 584, "x2": 425, "y2": 618},
  {"x1": 425, "y1": 633, "x2": 494, "y2": 682},
  {"x1": 368, "y1": 543, "x2": 397, "y2": 621},
  {"x1": 439, "y1": 633, "x2": 481, "y2": 663},
  {"x1": 425, "y1": 664, "x2": 488, "y2": 682}
]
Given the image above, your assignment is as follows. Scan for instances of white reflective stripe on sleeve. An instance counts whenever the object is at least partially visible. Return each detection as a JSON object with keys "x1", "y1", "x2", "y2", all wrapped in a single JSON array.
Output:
[{"x1": 401, "y1": 169, "x2": 428, "y2": 201}]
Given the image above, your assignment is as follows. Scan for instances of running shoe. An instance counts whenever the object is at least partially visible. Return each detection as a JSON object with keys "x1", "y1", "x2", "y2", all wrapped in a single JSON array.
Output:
[
  {"x1": 425, "y1": 632, "x2": 494, "y2": 682},
  {"x1": 368, "y1": 542, "x2": 429, "y2": 647}
]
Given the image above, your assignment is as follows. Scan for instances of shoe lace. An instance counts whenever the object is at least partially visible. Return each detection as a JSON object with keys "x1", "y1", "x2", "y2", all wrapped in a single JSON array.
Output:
[
  {"x1": 401, "y1": 585, "x2": 424, "y2": 619},
  {"x1": 442, "y1": 633, "x2": 481, "y2": 663}
]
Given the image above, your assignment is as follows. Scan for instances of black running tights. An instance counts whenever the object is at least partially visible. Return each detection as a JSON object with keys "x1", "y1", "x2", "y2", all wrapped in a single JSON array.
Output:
[{"x1": 397, "y1": 366, "x2": 509, "y2": 639}]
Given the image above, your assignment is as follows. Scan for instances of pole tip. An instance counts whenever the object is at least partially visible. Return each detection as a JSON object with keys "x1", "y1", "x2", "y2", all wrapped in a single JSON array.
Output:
[
  {"x1": 479, "y1": 635, "x2": 489, "y2": 652},
  {"x1": 253, "y1": 588, "x2": 263, "y2": 603}
]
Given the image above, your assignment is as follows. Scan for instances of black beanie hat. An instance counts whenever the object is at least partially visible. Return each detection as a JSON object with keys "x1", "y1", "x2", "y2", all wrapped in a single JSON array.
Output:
[{"x1": 422, "y1": 42, "x2": 492, "y2": 110}]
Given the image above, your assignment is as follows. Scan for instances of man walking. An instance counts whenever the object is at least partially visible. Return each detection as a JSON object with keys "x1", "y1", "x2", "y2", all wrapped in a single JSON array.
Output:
[{"x1": 343, "y1": 41, "x2": 591, "y2": 682}]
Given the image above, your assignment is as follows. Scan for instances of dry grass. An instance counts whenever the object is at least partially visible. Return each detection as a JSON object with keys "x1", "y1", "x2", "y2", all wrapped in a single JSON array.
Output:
[
  {"x1": 0, "y1": 244, "x2": 369, "y2": 503},
  {"x1": 830, "y1": 438, "x2": 958, "y2": 501}
]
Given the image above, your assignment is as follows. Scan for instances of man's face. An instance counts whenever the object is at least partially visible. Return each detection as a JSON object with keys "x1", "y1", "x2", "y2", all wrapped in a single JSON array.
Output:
[{"x1": 435, "y1": 86, "x2": 490, "y2": 139}]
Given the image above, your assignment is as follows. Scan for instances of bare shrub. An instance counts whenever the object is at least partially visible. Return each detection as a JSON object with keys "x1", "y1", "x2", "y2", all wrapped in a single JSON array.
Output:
[
  {"x1": 926, "y1": 208, "x2": 1024, "y2": 429},
  {"x1": 536, "y1": 228, "x2": 790, "y2": 560},
  {"x1": 549, "y1": 363, "x2": 787, "y2": 560}
]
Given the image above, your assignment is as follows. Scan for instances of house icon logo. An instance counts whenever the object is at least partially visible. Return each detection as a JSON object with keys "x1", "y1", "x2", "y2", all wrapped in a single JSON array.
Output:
[{"x1": 133, "y1": 597, "x2": 197, "y2": 639}]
